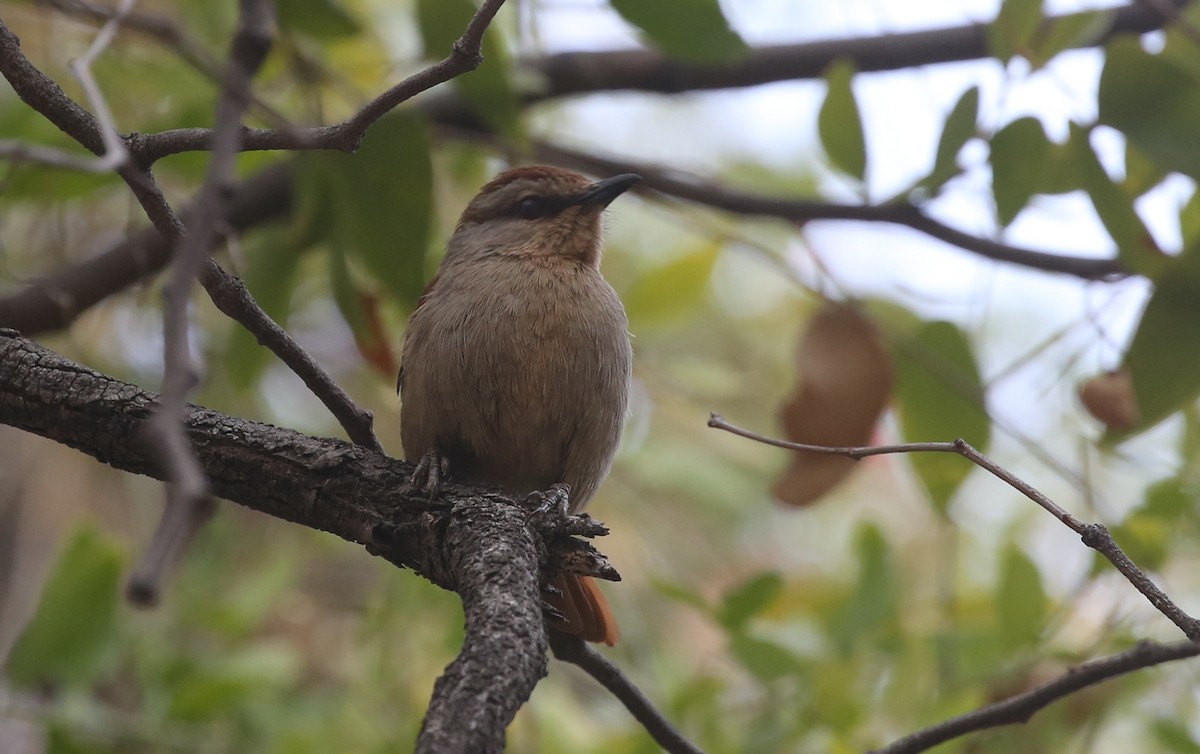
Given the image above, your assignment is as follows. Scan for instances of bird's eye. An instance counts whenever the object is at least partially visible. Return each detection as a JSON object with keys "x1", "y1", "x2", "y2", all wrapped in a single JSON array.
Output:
[{"x1": 515, "y1": 196, "x2": 549, "y2": 220}]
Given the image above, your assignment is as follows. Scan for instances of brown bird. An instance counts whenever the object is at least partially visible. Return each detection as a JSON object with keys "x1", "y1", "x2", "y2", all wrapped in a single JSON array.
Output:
[{"x1": 398, "y1": 166, "x2": 639, "y2": 645}]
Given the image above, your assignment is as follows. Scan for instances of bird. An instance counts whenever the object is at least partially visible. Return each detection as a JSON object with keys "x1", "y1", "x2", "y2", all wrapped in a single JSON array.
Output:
[{"x1": 398, "y1": 165, "x2": 639, "y2": 645}]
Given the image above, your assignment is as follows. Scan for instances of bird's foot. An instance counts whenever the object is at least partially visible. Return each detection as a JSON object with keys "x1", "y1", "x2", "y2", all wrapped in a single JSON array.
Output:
[
  {"x1": 526, "y1": 483, "x2": 572, "y2": 538},
  {"x1": 529, "y1": 482, "x2": 571, "y2": 518},
  {"x1": 410, "y1": 446, "x2": 450, "y2": 500}
]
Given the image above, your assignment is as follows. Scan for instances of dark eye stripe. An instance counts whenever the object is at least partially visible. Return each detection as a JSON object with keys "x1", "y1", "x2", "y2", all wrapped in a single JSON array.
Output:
[{"x1": 514, "y1": 195, "x2": 559, "y2": 220}]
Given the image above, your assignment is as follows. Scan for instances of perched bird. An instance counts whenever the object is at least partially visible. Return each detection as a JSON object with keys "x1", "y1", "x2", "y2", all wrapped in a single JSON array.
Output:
[{"x1": 398, "y1": 166, "x2": 639, "y2": 645}]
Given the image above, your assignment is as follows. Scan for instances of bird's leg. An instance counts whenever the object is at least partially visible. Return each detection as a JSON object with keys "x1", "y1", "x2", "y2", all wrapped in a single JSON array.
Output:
[{"x1": 410, "y1": 446, "x2": 450, "y2": 499}]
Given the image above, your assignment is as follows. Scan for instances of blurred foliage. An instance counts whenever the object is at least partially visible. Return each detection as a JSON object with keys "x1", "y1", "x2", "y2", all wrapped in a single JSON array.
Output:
[{"x1": 5, "y1": 0, "x2": 1200, "y2": 752}]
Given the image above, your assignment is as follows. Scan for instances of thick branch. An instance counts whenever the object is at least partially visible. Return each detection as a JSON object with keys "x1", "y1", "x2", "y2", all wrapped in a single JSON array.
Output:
[
  {"x1": 0, "y1": 329, "x2": 594, "y2": 750},
  {"x1": 0, "y1": 162, "x2": 292, "y2": 334},
  {"x1": 417, "y1": 499, "x2": 548, "y2": 754},
  {"x1": 527, "y1": 1, "x2": 1186, "y2": 99}
]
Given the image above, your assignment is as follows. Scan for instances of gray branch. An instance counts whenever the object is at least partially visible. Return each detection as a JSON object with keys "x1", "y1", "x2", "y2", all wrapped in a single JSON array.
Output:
[{"x1": 0, "y1": 329, "x2": 600, "y2": 753}]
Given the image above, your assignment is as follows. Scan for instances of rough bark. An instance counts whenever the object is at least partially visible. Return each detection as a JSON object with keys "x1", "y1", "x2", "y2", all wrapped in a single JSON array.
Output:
[{"x1": 0, "y1": 330, "x2": 584, "y2": 752}]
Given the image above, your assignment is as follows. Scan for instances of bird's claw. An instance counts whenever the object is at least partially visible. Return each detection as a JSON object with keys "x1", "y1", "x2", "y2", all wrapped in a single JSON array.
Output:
[
  {"x1": 541, "y1": 600, "x2": 568, "y2": 625},
  {"x1": 528, "y1": 482, "x2": 571, "y2": 518},
  {"x1": 411, "y1": 447, "x2": 450, "y2": 500}
]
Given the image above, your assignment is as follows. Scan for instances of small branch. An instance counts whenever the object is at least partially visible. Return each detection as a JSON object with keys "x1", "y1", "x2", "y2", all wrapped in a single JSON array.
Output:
[
  {"x1": 549, "y1": 633, "x2": 705, "y2": 754},
  {"x1": 133, "y1": 0, "x2": 277, "y2": 604},
  {"x1": 41, "y1": 0, "x2": 293, "y2": 129},
  {"x1": 63, "y1": 0, "x2": 134, "y2": 172},
  {"x1": 869, "y1": 639, "x2": 1200, "y2": 754},
  {"x1": 0, "y1": 139, "x2": 115, "y2": 171},
  {"x1": 534, "y1": 143, "x2": 1127, "y2": 281},
  {"x1": 126, "y1": 0, "x2": 508, "y2": 163},
  {"x1": 199, "y1": 260, "x2": 382, "y2": 451},
  {"x1": 0, "y1": 163, "x2": 293, "y2": 335},
  {"x1": 707, "y1": 414, "x2": 1200, "y2": 639},
  {"x1": 0, "y1": 13, "x2": 380, "y2": 452}
]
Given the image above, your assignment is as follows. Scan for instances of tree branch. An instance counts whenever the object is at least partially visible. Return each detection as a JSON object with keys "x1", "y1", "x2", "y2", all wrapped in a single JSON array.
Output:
[
  {"x1": 122, "y1": 0, "x2": 507, "y2": 164},
  {"x1": 524, "y1": 0, "x2": 1187, "y2": 99},
  {"x1": 549, "y1": 633, "x2": 704, "y2": 754},
  {"x1": 708, "y1": 414, "x2": 1200, "y2": 640},
  {"x1": 0, "y1": 329, "x2": 611, "y2": 751},
  {"x1": 869, "y1": 640, "x2": 1200, "y2": 754},
  {"x1": 131, "y1": 0, "x2": 279, "y2": 606},
  {"x1": 0, "y1": 16, "x2": 379, "y2": 454},
  {"x1": 0, "y1": 162, "x2": 292, "y2": 333},
  {"x1": 533, "y1": 142, "x2": 1127, "y2": 280}
]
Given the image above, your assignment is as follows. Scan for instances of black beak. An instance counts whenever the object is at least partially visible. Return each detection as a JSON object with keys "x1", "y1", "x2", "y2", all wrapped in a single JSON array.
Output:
[{"x1": 575, "y1": 173, "x2": 642, "y2": 209}]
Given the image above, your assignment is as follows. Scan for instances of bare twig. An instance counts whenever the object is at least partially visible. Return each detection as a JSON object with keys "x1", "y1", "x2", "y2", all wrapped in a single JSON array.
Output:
[
  {"x1": 0, "y1": 138, "x2": 115, "y2": 171},
  {"x1": 549, "y1": 633, "x2": 705, "y2": 754},
  {"x1": 868, "y1": 640, "x2": 1200, "y2": 754},
  {"x1": 63, "y1": 0, "x2": 134, "y2": 172},
  {"x1": 131, "y1": 0, "x2": 278, "y2": 605},
  {"x1": 39, "y1": 0, "x2": 293, "y2": 128},
  {"x1": 122, "y1": 0, "x2": 508, "y2": 164},
  {"x1": 707, "y1": 414, "x2": 1200, "y2": 639}
]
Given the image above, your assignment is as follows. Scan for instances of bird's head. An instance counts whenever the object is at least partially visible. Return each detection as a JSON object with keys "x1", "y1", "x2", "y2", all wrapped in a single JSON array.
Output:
[{"x1": 445, "y1": 166, "x2": 641, "y2": 269}]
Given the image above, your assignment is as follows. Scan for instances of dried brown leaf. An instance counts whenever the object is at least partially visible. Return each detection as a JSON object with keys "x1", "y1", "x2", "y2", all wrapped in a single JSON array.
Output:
[
  {"x1": 773, "y1": 302, "x2": 893, "y2": 506},
  {"x1": 1079, "y1": 368, "x2": 1140, "y2": 430}
]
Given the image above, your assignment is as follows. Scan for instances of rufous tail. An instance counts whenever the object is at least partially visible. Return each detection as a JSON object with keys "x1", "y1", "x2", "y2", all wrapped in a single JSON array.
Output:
[{"x1": 548, "y1": 573, "x2": 619, "y2": 646}]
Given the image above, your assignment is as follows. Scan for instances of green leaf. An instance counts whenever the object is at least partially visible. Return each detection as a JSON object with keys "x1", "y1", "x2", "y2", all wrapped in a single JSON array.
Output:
[
  {"x1": 277, "y1": 0, "x2": 361, "y2": 40},
  {"x1": 417, "y1": 0, "x2": 521, "y2": 137},
  {"x1": 610, "y1": 0, "x2": 748, "y2": 64},
  {"x1": 893, "y1": 321, "x2": 990, "y2": 512},
  {"x1": 1030, "y1": 10, "x2": 1112, "y2": 69},
  {"x1": 728, "y1": 634, "x2": 804, "y2": 681},
  {"x1": 923, "y1": 86, "x2": 979, "y2": 193},
  {"x1": 1142, "y1": 477, "x2": 1190, "y2": 519},
  {"x1": 1124, "y1": 142, "x2": 1169, "y2": 198},
  {"x1": 990, "y1": 117, "x2": 1051, "y2": 226},
  {"x1": 7, "y1": 527, "x2": 123, "y2": 687},
  {"x1": 989, "y1": 0, "x2": 1043, "y2": 63},
  {"x1": 717, "y1": 571, "x2": 783, "y2": 632},
  {"x1": 622, "y1": 241, "x2": 720, "y2": 328},
  {"x1": 1099, "y1": 38, "x2": 1200, "y2": 181},
  {"x1": 650, "y1": 577, "x2": 709, "y2": 611},
  {"x1": 1152, "y1": 718, "x2": 1200, "y2": 754},
  {"x1": 818, "y1": 60, "x2": 867, "y2": 182},
  {"x1": 1107, "y1": 248, "x2": 1200, "y2": 443},
  {"x1": 995, "y1": 545, "x2": 1047, "y2": 649},
  {"x1": 322, "y1": 113, "x2": 433, "y2": 310},
  {"x1": 826, "y1": 524, "x2": 897, "y2": 654},
  {"x1": 1067, "y1": 123, "x2": 1162, "y2": 277}
]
